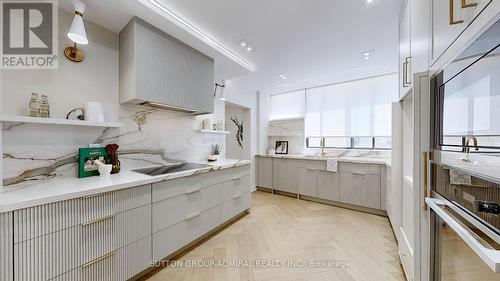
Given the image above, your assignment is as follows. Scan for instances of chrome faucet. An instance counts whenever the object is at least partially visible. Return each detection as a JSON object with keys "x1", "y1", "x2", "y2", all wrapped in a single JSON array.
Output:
[{"x1": 463, "y1": 136, "x2": 479, "y2": 163}]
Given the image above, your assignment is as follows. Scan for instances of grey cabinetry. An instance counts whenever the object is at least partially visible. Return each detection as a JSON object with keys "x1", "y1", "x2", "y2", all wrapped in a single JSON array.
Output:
[
  {"x1": 119, "y1": 17, "x2": 214, "y2": 114},
  {"x1": 273, "y1": 158, "x2": 300, "y2": 194},
  {"x1": 256, "y1": 157, "x2": 273, "y2": 189},
  {"x1": 1, "y1": 212, "x2": 13, "y2": 281},
  {"x1": 339, "y1": 163, "x2": 381, "y2": 210},
  {"x1": 12, "y1": 185, "x2": 152, "y2": 281},
  {"x1": 317, "y1": 170, "x2": 340, "y2": 201},
  {"x1": 299, "y1": 160, "x2": 322, "y2": 197},
  {"x1": 152, "y1": 166, "x2": 251, "y2": 262}
]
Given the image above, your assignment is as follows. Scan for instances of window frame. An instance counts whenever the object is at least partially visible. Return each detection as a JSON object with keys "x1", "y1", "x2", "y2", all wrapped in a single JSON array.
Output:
[{"x1": 306, "y1": 136, "x2": 392, "y2": 150}]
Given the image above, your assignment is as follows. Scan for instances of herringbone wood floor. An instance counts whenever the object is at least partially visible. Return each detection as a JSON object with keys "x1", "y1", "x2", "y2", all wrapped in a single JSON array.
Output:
[{"x1": 144, "y1": 191, "x2": 405, "y2": 281}]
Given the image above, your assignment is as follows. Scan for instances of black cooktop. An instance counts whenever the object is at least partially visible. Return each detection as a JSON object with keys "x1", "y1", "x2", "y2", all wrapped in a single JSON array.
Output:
[{"x1": 132, "y1": 163, "x2": 210, "y2": 176}]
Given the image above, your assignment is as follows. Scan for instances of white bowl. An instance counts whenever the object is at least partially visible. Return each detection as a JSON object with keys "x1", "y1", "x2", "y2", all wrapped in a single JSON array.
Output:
[{"x1": 98, "y1": 164, "x2": 113, "y2": 176}]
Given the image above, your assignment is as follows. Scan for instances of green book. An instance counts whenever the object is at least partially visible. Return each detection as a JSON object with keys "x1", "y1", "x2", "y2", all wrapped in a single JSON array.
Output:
[{"x1": 78, "y1": 148, "x2": 108, "y2": 178}]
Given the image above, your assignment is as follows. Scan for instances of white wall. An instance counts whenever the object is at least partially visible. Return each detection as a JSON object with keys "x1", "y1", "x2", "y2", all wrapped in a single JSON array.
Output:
[
  {"x1": 225, "y1": 103, "x2": 250, "y2": 160},
  {"x1": 223, "y1": 79, "x2": 258, "y2": 188},
  {"x1": 1, "y1": 9, "x2": 227, "y2": 187}
]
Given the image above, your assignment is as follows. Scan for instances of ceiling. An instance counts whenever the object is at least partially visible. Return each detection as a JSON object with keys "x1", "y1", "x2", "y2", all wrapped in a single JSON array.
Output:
[{"x1": 60, "y1": 0, "x2": 401, "y2": 94}]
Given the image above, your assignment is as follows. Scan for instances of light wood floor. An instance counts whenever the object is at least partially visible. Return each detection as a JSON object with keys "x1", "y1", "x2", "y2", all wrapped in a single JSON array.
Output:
[{"x1": 143, "y1": 191, "x2": 405, "y2": 281}]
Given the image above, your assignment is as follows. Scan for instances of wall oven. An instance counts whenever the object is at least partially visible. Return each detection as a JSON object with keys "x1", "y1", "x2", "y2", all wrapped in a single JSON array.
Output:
[
  {"x1": 428, "y1": 17, "x2": 500, "y2": 281},
  {"x1": 427, "y1": 163, "x2": 500, "y2": 280}
]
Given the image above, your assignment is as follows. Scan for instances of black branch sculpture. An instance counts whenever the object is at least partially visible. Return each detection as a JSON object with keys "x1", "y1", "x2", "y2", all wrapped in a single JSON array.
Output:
[{"x1": 230, "y1": 116, "x2": 244, "y2": 149}]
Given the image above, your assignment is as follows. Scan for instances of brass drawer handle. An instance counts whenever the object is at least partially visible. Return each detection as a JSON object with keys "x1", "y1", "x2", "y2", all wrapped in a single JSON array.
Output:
[
  {"x1": 461, "y1": 0, "x2": 478, "y2": 8},
  {"x1": 81, "y1": 214, "x2": 116, "y2": 227},
  {"x1": 233, "y1": 193, "x2": 242, "y2": 199},
  {"x1": 351, "y1": 172, "x2": 365, "y2": 176},
  {"x1": 82, "y1": 250, "x2": 116, "y2": 268},
  {"x1": 450, "y1": 0, "x2": 464, "y2": 25},
  {"x1": 185, "y1": 212, "x2": 201, "y2": 221},
  {"x1": 185, "y1": 187, "x2": 201, "y2": 195}
]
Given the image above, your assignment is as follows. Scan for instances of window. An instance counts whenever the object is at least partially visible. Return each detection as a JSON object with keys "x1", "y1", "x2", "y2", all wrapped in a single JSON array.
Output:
[
  {"x1": 304, "y1": 74, "x2": 398, "y2": 149},
  {"x1": 269, "y1": 90, "x2": 305, "y2": 121},
  {"x1": 305, "y1": 136, "x2": 392, "y2": 149}
]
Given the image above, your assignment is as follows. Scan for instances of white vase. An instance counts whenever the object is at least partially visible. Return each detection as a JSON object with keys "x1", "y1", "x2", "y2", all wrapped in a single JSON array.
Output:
[{"x1": 84, "y1": 102, "x2": 104, "y2": 122}]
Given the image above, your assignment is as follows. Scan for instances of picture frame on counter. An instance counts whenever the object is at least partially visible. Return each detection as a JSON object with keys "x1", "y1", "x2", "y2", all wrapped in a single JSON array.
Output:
[
  {"x1": 78, "y1": 147, "x2": 108, "y2": 178},
  {"x1": 275, "y1": 141, "x2": 289, "y2": 154}
]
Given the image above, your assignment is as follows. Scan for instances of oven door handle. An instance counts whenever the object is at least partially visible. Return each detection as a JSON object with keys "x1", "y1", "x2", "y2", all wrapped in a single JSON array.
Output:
[{"x1": 426, "y1": 197, "x2": 500, "y2": 272}]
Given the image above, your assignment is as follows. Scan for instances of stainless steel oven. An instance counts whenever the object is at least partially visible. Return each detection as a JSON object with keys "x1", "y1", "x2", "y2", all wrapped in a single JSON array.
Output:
[{"x1": 427, "y1": 163, "x2": 500, "y2": 281}]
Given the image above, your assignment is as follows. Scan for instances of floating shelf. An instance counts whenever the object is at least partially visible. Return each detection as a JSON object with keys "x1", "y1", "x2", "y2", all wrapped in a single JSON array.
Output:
[
  {"x1": 198, "y1": 129, "x2": 230, "y2": 135},
  {"x1": 268, "y1": 133, "x2": 302, "y2": 137},
  {"x1": 0, "y1": 115, "x2": 123, "y2": 128}
]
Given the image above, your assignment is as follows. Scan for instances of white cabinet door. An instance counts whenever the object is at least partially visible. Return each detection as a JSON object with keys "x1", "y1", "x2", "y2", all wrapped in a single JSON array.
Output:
[
  {"x1": 400, "y1": 0, "x2": 412, "y2": 98},
  {"x1": 317, "y1": 171, "x2": 339, "y2": 201},
  {"x1": 256, "y1": 157, "x2": 273, "y2": 189},
  {"x1": 431, "y1": 0, "x2": 492, "y2": 63},
  {"x1": 0, "y1": 212, "x2": 13, "y2": 281}
]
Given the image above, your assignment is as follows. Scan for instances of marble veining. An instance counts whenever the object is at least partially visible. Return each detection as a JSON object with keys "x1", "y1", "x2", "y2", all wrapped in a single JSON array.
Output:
[
  {"x1": 0, "y1": 159, "x2": 250, "y2": 213},
  {"x1": 2, "y1": 105, "x2": 226, "y2": 187}
]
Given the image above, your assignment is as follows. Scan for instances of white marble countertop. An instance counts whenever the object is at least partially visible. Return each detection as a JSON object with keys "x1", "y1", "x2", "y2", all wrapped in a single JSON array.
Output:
[
  {"x1": 256, "y1": 154, "x2": 391, "y2": 167},
  {"x1": 0, "y1": 159, "x2": 250, "y2": 213}
]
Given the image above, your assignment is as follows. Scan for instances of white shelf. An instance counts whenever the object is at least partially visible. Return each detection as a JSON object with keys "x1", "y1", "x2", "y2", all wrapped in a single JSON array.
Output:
[
  {"x1": 268, "y1": 133, "x2": 302, "y2": 137},
  {"x1": 0, "y1": 115, "x2": 123, "y2": 128},
  {"x1": 198, "y1": 129, "x2": 230, "y2": 135}
]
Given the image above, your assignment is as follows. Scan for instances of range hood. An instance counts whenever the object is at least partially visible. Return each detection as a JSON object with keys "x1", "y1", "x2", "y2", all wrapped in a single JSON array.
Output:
[{"x1": 119, "y1": 17, "x2": 214, "y2": 115}]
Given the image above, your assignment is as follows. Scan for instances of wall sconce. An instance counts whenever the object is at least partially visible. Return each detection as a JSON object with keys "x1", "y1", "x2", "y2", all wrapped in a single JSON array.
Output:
[
  {"x1": 64, "y1": 0, "x2": 88, "y2": 62},
  {"x1": 214, "y1": 81, "x2": 226, "y2": 101}
]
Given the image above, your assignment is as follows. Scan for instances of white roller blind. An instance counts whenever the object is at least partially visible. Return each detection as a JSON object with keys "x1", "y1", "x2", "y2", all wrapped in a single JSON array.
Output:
[
  {"x1": 269, "y1": 90, "x2": 305, "y2": 120},
  {"x1": 305, "y1": 73, "x2": 398, "y2": 137}
]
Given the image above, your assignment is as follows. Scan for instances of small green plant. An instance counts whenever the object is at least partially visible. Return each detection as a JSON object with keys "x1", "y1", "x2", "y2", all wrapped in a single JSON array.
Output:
[{"x1": 212, "y1": 144, "x2": 223, "y2": 155}]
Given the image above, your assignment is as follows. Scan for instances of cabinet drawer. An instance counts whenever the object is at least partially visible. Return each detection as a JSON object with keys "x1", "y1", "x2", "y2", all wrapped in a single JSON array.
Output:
[
  {"x1": 14, "y1": 226, "x2": 81, "y2": 281},
  {"x1": 114, "y1": 235, "x2": 151, "y2": 281},
  {"x1": 152, "y1": 166, "x2": 250, "y2": 203},
  {"x1": 152, "y1": 177, "x2": 190, "y2": 203},
  {"x1": 48, "y1": 236, "x2": 152, "y2": 281},
  {"x1": 14, "y1": 198, "x2": 81, "y2": 243},
  {"x1": 14, "y1": 185, "x2": 150, "y2": 244},
  {"x1": 221, "y1": 175, "x2": 251, "y2": 202},
  {"x1": 153, "y1": 205, "x2": 221, "y2": 261},
  {"x1": 152, "y1": 182, "x2": 221, "y2": 232},
  {"x1": 221, "y1": 192, "x2": 251, "y2": 223},
  {"x1": 1, "y1": 212, "x2": 13, "y2": 281},
  {"x1": 115, "y1": 204, "x2": 151, "y2": 248},
  {"x1": 339, "y1": 162, "x2": 381, "y2": 175},
  {"x1": 81, "y1": 216, "x2": 115, "y2": 266}
]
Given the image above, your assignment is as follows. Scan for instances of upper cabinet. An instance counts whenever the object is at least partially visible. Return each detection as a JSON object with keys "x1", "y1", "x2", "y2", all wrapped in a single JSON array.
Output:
[
  {"x1": 399, "y1": 1, "x2": 412, "y2": 98},
  {"x1": 431, "y1": 0, "x2": 492, "y2": 64},
  {"x1": 119, "y1": 17, "x2": 215, "y2": 114}
]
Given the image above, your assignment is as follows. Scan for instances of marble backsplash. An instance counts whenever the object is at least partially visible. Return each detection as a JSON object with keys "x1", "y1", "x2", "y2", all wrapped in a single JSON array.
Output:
[{"x1": 2, "y1": 105, "x2": 225, "y2": 187}]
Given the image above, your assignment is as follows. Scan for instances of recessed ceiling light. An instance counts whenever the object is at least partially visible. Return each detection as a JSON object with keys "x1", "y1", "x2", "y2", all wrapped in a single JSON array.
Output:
[
  {"x1": 246, "y1": 46, "x2": 253, "y2": 52},
  {"x1": 362, "y1": 50, "x2": 373, "y2": 60},
  {"x1": 366, "y1": 0, "x2": 374, "y2": 4},
  {"x1": 240, "y1": 41, "x2": 247, "y2": 47},
  {"x1": 279, "y1": 73, "x2": 287, "y2": 80}
]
